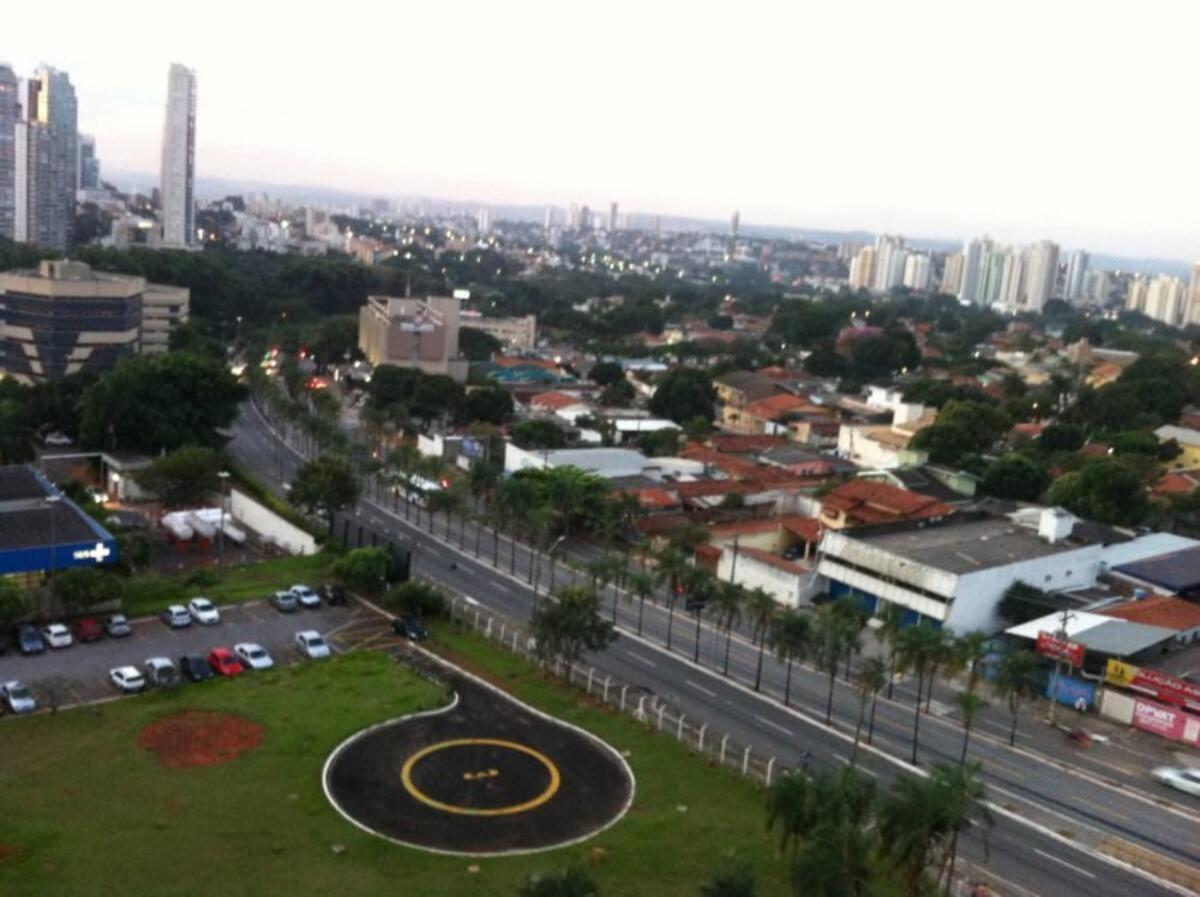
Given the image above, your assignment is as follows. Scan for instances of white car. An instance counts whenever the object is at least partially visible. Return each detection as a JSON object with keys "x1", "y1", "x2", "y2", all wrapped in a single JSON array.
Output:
[
  {"x1": 294, "y1": 630, "x2": 331, "y2": 659},
  {"x1": 187, "y1": 597, "x2": 221, "y2": 625},
  {"x1": 234, "y1": 642, "x2": 274, "y2": 670},
  {"x1": 110, "y1": 666, "x2": 146, "y2": 693},
  {"x1": 41, "y1": 623, "x2": 73, "y2": 649},
  {"x1": 42, "y1": 431, "x2": 72, "y2": 447},
  {"x1": 161, "y1": 605, "x2": 192, "y2": 628},
  {"x1": 289, "y1": 584, "x2": 320, "y2": 609},
  {"x1": 1, "y1": 680, "x2": 37, "y2": 713},
  {"x1": 1151, "y1": 766, "x2": 1200, "y2": 798}
]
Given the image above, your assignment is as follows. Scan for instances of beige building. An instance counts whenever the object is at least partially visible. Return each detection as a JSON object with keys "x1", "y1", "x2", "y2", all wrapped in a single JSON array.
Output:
[
  {"x1": 940, "y1": 253, "x2": 964, "y2": 295},
  {"x1": 848, "y1": 246, "x2": 876, "y2": 290},
  {"x1": 358, "y1": 294, "x2": 469, "y2": 382},
  {"x1": 141, "y1": 283, "x2": 190, "y2": 354},
  {"x1": 460, "y1": 311, "x2": 537, "y2": 351}
]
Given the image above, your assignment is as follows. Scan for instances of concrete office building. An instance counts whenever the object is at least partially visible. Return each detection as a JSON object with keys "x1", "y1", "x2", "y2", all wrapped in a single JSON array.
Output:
[
  {"x1": 0, "y1": 64, "x2": 16, "y2": 241},
  {"x1": 160, "y1": 64, "x2": 196, "y2": 247},
  {"x1": 459, "y1": 310, "x2": 537, "y2": 351},
  {"x1": 140, "y1": 283, "x2": 190, "y2": 354},
  {"x1": 997, "y1": 248, "x2": 1026, "y2": 311},
  {"x1": 358, "y1": 294, "x2": 469, "y2": 382},
  {"x1": 609, "y1": 201, "x2": 618, "y2": 232},
  {"x1": 14, "y1": 67, "x2": 77, "y2": 250}
]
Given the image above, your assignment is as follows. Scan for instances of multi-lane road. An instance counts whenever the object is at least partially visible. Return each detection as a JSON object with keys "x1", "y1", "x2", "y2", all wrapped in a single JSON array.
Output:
[{"x1": 230, "y1": 400, "x2": 1200, "y2": 897}]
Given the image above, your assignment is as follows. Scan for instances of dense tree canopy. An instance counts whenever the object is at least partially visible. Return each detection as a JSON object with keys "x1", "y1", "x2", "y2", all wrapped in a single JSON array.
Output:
[
  {"x1": 1046, "y1": 459, "x2": 1149, "y2": 525},
  {"x1": 290, "y1": 453, "x2": 361, "y2": 522},
  {"x1": 981, "y1": 453, "x2": 1049, "y2": 502},
  {"x1": 134, "y1": 446, "x2": 224, "y2": 507},
  {"x1": 649, "y1": 369, "x2": 717, "y2": 424}
]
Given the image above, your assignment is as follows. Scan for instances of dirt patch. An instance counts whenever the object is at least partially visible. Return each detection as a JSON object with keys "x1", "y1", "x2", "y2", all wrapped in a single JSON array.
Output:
[
  {"x1": 138, "y1": 709, "x2": 263, "y2": 768},
  {"x1": 0, "y1": 842, "x2": 26, "y2": 864}
]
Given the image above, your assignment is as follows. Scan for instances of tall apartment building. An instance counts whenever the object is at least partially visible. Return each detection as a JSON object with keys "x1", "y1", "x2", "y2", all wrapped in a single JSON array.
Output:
[
  {"x1": 0, "y1": 64, "x2": 17, "y2": 241},
  {"x1": 997, "y1": 249, "x2": 1026, "y2": 310},
  {"x1": 160, "y1": 64, "x2": 196, "y2": 247},
  {"x1": 1125, "y1": 276, "x2": 1148, "y2": 314},
  {"x1": 1023, "y1": 239, "x2": 1060, "y2": 312},
  {"x1": 77, "y1": 134, "x2": 99, "y2": 190},
  {"x1": 872, "y1": 235, "x2": 906, "y2": 292},
  {"x1": 1064, "y1": 249, "x2": 1088, "y2": 302},
  {"x1": 902, "y1": 254, "x2": 931, "y2": 291},
  {"x1": 609, "y1": 201, "x2": 618, "y2": 233},
  {"x1": 977, "y1": 245, "x2": 1006, "y2": 308},
  {"x1": 848, "y1": 246, "x2": 876, "y2": 290},
  {"x1": 1144, "y1": 276, "x2": 1185, "y2": 326},
  {"x1": 940, "y1": 252, "x2": 964, "y2": 295},
  {"x1": 358, "y1": 294, "x2": 469, "y2": 382},
  {"x1": 14, "y1": 67, "x2": 77, "y2": 250},
  {"x1": 1084, "y1": 269, "x2": 1111, "y2": 305}
]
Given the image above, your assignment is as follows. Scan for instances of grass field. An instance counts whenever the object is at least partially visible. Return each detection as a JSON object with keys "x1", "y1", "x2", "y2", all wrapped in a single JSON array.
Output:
[{"x1": 0, "y1": 632, "x2": 790, "y2": 897}]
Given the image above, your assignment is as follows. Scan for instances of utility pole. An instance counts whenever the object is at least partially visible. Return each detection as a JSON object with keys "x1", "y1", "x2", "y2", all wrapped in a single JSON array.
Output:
[{"x1": 1047, "y1": 605, "x2": 1076, "y2": 726}]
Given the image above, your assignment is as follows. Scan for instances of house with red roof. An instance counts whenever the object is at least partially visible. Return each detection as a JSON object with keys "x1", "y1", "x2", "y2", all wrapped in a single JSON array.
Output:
[{"x1": 818, "y1": 479, "x2": 954, "y2": 530}]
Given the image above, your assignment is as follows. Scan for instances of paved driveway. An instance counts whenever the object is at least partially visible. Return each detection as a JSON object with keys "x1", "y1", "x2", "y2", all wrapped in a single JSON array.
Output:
[{"x1": 0, "y1": 600, "x2": 380, "y2": 707}]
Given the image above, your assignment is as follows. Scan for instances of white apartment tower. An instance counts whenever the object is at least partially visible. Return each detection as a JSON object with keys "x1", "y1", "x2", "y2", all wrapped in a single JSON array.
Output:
[
  {"x1": 160, "y1": 63, "x2": 196, "y2": 247},
  {"x1": 902, "y1": 254, "x2": 932, "y2": 291},
  {"x1": 1022, "y1": 239, "x2": 1060, "y2": 312},
  {"x1": 958, "y1": 237, "x2": 991, "y2": 305},
  {"x1": 940, "y1": 252, "x2": 964, "y2": 295},
  {"x1": 872, "y1": 235, "x2": 906, "y2": 292},
  {"x1": 1064, "y1": 250, "x2": 1088, "y2": 302},
  {"x1": 848, "y1": 246, "x2": 876, "y2": 290}
]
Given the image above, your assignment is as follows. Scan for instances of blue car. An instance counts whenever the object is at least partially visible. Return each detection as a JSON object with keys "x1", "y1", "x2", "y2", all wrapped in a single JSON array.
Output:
[{"x1": 16, "y1": 624, "x2": 45, "y2": 655}]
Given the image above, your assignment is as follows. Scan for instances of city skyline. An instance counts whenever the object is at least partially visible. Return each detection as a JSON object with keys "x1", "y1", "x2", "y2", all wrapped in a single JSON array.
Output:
[{"x1": 6, "y1": 1, "x2": 1200, "y2": 260}]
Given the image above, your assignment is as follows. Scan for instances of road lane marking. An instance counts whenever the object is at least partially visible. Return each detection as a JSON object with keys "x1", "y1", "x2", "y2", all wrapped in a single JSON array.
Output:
[
  {"x1": 685, "y1": 679, "x2": 717, "y2": 698},
  {"x1": 626, "y1": 651, "x2": 657, "y2": 668},
  {"x1": 1035, "y1": 848, "x2": 1097, "y2": 879},
  {"x1": 753, "y1": 714, "x2": 794, "y2": 737}
]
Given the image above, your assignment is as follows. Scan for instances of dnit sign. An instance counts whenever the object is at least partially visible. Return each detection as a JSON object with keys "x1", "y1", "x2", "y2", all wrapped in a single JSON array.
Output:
[
  {"x1": 72, "y1": 542, "x2": 112, "y2": 563},
  {"x1": 1036, "y1": 631, "x2": 1084, "y2": 667}
]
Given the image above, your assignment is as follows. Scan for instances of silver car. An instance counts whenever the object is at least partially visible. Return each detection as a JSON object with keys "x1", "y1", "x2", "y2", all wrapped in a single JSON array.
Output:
[
  {"x1": 1, "y1": 680, "x2": 36, "y2": 713},
  {"x1": 1151, "y1": 767, "x2": 1200, "y2": 798}
]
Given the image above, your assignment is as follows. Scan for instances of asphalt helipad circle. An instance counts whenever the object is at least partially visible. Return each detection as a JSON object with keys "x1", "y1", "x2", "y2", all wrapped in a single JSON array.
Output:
[{"x1": 323, "y1": 682, "x2": 634, "y2": 855}]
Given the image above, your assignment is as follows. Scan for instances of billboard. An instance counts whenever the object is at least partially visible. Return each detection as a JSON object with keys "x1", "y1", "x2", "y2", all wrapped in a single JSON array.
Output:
[
  {"x1": 1046, "y1": 675, "x2": 1095, "y2": 711},
  {"x1": 1036, "y1": 631, "x2": 1085, "y2": 667},
  {"x1": 1105, "y1": 659, "x2": 1200, "y2": 713},
  {"x1": 1130, "y1": 698, "x2": 1200, "y2": 746}
]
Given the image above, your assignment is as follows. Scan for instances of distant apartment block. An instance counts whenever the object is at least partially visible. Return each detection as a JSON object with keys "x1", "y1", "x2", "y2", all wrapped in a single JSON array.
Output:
[
  {"x1": 459, "y1": 310, "x2": 537, "y2": 351},
  {"x1": 358, "y1": 294, "x2": 469, "y2": 382}
]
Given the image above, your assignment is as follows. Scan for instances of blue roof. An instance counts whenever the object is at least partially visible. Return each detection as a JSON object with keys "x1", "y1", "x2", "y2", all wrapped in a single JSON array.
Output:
[{"x1": 1112, "y1": 546, "x2": 1200, "y2": 591}]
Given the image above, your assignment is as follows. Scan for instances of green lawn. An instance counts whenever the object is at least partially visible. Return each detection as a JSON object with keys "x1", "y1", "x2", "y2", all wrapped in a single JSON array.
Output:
[
  {"x1": 0, "y1": 636, "x2": 790, "y2": 897},
  {"x1": 121, "y1": 550, "x2": 335, "y2": 617}
]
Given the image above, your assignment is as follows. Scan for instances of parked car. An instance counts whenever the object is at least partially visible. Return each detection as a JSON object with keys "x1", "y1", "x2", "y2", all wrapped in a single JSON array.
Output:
[
  {"x1": 289, "y1": 584, "x2": 320, "y2": 609},
  {"x1": 294, "y1": 630, "x2": 331, "y2": 659},
  {"x1": 75, "y1": 618, "x2": 103, "y2": 643},
  {"x1": 42, "y1": 431, "x2": 72, "y2": 447},
  {"x1": 207, "y1": 647, "x2": 243, "y2": 677},
  {"x1": 188, "y1": 597, "x2": 221, "y2": 625},
  {"x1": 16, "y1": 624, "x2": 45, "y2": 655},
  {"x1": 144, "y1": 657, "x2": 181, "y2": 688},
  {"x1": 269, "y1": 590, "x2": 298, "y2": 613},
  {"x1": 41, "y1": 623, "x2": 73, "y2": 649},
  {"x1": 319, "y1": 583, "x2": 347, "y2": 606},
  {"x1": 1151, "y1": 767, "x2": 1200, "y2": 797},
  {"x1": 110, "y1": 666, "x2": 146, "y2": 693},
  {"x1": 105, "y1": 614, "x2": 132, "y2": 638},
  {"x1": 391, "y1": 616, "x2": 428, "y2": 641},
  {"x1": 180, "y1": 655, "x2": 214, "y2": 682},
  {"x1": 161, "y1": 605, "x2": 192, "y2": 629},
  {"x1": 1, "y1": 680, "x2": 37, "y2": 713},
  {"x1": 234, "y1": 643, "x2": 274, "y2": 670}
]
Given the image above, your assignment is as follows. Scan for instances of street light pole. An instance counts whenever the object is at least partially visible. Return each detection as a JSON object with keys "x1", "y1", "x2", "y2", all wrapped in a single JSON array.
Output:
[{"x1": 217, "y1": 471, "x2": 231, "y2": 562}]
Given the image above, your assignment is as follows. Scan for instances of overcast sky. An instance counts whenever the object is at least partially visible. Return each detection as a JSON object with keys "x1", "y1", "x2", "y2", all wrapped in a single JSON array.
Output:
[{"x1": 7, "y1": 0, "x2": 1198, "y2": 259}]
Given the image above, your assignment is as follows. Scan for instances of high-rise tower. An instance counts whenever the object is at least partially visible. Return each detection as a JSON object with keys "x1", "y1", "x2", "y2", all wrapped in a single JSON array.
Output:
[
  {"x1": 15, "y1": 66, "x2": 77, "y2": 250},
  {"x1": 160, "y1": 63, "x2": 196, "y2": 247}
]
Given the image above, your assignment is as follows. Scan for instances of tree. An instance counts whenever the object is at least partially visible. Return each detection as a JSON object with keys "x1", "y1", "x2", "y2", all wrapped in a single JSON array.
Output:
[
  {"x1": 332, "y1": 546, "x2": 391, "y2": 595},
  {"x1": 626, "y1": 569, "x2": 660, "y2": 637},
  {"x1": 1037, "y1": 422, "x2": 1084, "y2": 453},
  {"x1": 1046, "y1": 458, "x2": 1148, "y2": 525},
  {"x1": 530, "y1": 586, "x2": 617, "y2": 665},
  {"x1": 649, "y1": 369, "x2": 717, "y2": 424},
  {"x1": 78, "y1": 352, "x2": 246, "y2": 451},
  {"x1": 997, "y1": 581, "x2": 1056, "y2": 625},
  {"x1": 981, "y1": 453, "x2": 1049, "y2": 502},
  {"x1": 460, "y1": 386, "x2": 513, "y2": 426},
  {"x1": 812, "y1": 604, "x2": 858, "y2": 723},
  {"x1": 910, "y1": 399, "x2": 1010, "y2": 466},
  {"x1": 290, "y1": 453, "x2": 361, "y2": 528},
  {"x1": 852, "y1": 657, "x2": 888, "y2": 764},
  {"x1": 744, "y1": 588, "x2": 778, "y2": 692},
  {"x1": 992, "y1": 650, "x2": 1039, "y2": 746},
  {"x1": 518, "y1": 867, "x2": 599, "y2": 897},
  {"x1": 769, "y1": 611, "x2": 812, "y2": 707},
  {"x1": 0, "y1": 579, "x2": 30, "y2": 627},
  {"x1": 707, "y1": 582, "x2": 745, "y2": 676},
  {"x1": 383, "y1": 581, "x2": 448, "y2": 618},
  {"x1": 765, "y1": 772, "x2": 817, "y2": 860},
  {"x1": 459, "y1": 327, "x2": 502, "y2": 361},
  {"x1": 599, "y1": 379, "x2": 636, "y2": 407},
  {"x1": 848, "y1": 329, "x2": 921, "y2": 380},
  {"x1": 698, "y1": 860, "x2": 756, "y2": 897},
  {"x1": 509, "y1": 419, "x2": 568, "y2": 450},
  {"x1": 53, "y1": 568, "x2": 125, "y2": 611},
  {"x1": 635, "y1": 427, "x2": 681, "y2": 457},
  {"x1": 895, "y1": 623, "x2": 946, "y2": 765},
  {"x1": 876, "y1": 602, "x2": 905, "y2": 700},
  {"x1": 589, "y1": 361, "x2": 625, "y2": 386},
  {"x1": 311, "y1": 316, "x2": 359, "y2": 368},
  {"x1": 134, "y1": 446, "x2": 223, "y2": 507}
]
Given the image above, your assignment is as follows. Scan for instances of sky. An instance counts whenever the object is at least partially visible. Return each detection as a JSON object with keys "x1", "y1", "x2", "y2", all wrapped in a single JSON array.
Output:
[{"x1": 7, "y1": 0, "x2": 1200, "y2": 260}]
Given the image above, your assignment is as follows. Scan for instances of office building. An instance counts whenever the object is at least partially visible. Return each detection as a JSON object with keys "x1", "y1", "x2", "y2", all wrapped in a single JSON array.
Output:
[
  {"x1": 848, "y1": 246, "x2": 876, "y2": 290},
  {"x1": 1023, "y1": 239, "x2": 1060, "y2": 312},
  {"x1": 160, "y1": 64, "x2": 196, "y2": 247},
  {"x1": 543, "y1": 205, "x2": 553, "y2": 230},
  {"x1": 14, "y1": 67, "x2": 78, "y2": 250},
  {"x1": 940, "y1": 252, "x2": 964, "y2": 295},
  {"x1": 140, "y1": 283, "x2": 190, "y2": 354},
  {"x1": 608, "y1": 201, "x2": 618, "y2": 233},
  {"x1": 1064, "y1": 249, "x2": 1088, "y2": 302},
  {"x1": 77, "y1": 133, "x2": 99, "y2": 190},
  {"x1": 902, "y1": 254, "x2": 931, "y2": 291},
  {"x1": 0, "y1": 64, "x2": 16, "y2": 240},
  {"x1": 358, "y1": 294, "x2": 469, "y2": 382},
  {"x1": 459, "y1": 311, "x2": 537, "y2": 351},
  {"x1": 872, "y1": 235, "x2": 906, "y2": 292}
]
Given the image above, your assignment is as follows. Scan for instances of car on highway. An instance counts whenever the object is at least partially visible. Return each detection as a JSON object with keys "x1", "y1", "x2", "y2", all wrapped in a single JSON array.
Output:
[
  {"x1": 17, "y1": 624, "x2": 45, "y2": 655},
  {"x1": 289, "y1": 584, "x2": 320, "y2": 609},
  {"x1": 319, "y1": 583, "x2": 347, "y2": 606},
  {"x1": 269, "y1": 590, "x2": 298, "y2": 613},
  {"x1": 145, "y1": 657, "x2": 181, "y2": 688},
  {"x1": 234, "y1": 643, "x2": 274, "y2": 671},
  {"x1": 294, "y1": 630, "x2": 331, "y2": 659},
  {"x1": 391, "y1": 616, "x2": 428, "y2": 641},
  {"x1": 207, "y1": 647, "x2": 243, "y2": 677},
  {"x1": 41, "y1": 623, "x2": 73, "y2": 649},
  {"x1": 1, "y1": 680, "x2": 37, "y2": 713},
  {"x1": 161, "y1": 605, "x2": 192, "y2": 629},
  {"x1": 75, "y1": 618, "x2": 103, "y2": 643},
  {"x1": 180, "y1": 655, "x2": 214, "y2": 682},
  {"x1": 105, "y1": 614, "x2": 131, "y2": 638},
  {"x1": 110, "y1": 666, "x2": 146, "y2": 693},
  {"x1": 1151, "y1": 766, "x2": 1200, "y2": 797},
  {"x1": 188, "y1": 597, "x2": 221, "y2": 625}
]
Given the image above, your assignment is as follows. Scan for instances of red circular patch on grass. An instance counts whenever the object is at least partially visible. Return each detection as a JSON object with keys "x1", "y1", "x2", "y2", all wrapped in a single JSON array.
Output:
[
  {"x1": 0, "y1": 842, "x2": 25, "y2": 864},
  {"x1": 138, "y1": 710, "x2": 263, "y2": 768}
]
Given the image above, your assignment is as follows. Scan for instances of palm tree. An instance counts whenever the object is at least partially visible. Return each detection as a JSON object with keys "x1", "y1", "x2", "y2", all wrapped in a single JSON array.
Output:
[
  {"x1": 852, "y1": 657, "x2": 888, "y2": 765},
  {"x1": 876, "y1": 601, "x2": 905, "y2": 700},
  {"x1": 926, "y1": 631, "x2": 964, "y2": 713},
  {"x1": 707, "y1": 581, "x2": 745, "y2": 677},
  {"x1": 744, "y1": 587, "x2": 778, "y2": 692},
  {"x1": 764, "y1": 772, "x2": 816, "y2": 860},
  {"x1": 425, "y1": 487, "x2": 458, "y2": 541},
  {"x1": 390, "y1": 444, "x2": 421, "y2": 522},
  {"x1": 954, "y1": 630, "x2": 990, "y2": 696},
  {"x1": 895, "y1": 623, "x2": 946, "y2": 765},
  {"x1": 955, "y1": 691, "x2": 988, "y2": 765},
  {"x1": 684, "y1": 565, "x2": 716, "y2": 664},
  {"x1": 812, "y1": 605, "x2": 857, "y2": 723},
  {"x1": 467, "y1": 460, "x2": 500, "y2": 558},
  {"x1": 698, "y1": 860, "x2": 756, "y2": 897},
  {"x1": 933, "y1": 762, "x2": 992, "y2": 895},
  {"x1": 829, "y1": 597, "x2": 866, "y2": 681},
  {"x1": 657, "y1": 549, "x2": 689, "y2": 652},
  {"x1": 768, "y1": 611, "x2": 812, "y2": 707},
  {"x1": 992, "y1": 650, "x2": 1039, "y2": 746},
  {"x1": 517, "y1": 866, "x2": 599, "y2": 897},
  {"x1": 879, "y1": 770, "x2": 948, "y2": 897},
  {"x1": 627, "y1": 569, "x2": 660, "y2": 636}
]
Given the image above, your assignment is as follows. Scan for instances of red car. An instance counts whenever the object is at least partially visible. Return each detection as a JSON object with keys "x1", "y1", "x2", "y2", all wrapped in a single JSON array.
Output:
[
  {"x1": 75, "y1": 618, "x2": 103, "y2": 643},
  {"x1": 207, "y1": 647, "x2": 244, "y2": 677}
]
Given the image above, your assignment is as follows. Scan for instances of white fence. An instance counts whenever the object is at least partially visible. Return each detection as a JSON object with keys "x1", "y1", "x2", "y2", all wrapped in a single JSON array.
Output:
[{"x1": 229, "y1": 488, "x2": 318, "y2": 556}]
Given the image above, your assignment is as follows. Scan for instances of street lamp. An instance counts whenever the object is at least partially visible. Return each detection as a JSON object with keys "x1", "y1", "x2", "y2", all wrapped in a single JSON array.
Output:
[
  {"x1": 46, "y1": 494, "x2": 61, "y2": 582},
  {"x1": 217, "y1": 471, "x2": 231, "y2": 561}
]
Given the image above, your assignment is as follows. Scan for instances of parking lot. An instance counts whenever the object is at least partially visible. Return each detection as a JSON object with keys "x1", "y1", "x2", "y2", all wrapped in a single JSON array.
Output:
[{"x1": 0, "y1": 599, "x2": 393, "y2": 707}]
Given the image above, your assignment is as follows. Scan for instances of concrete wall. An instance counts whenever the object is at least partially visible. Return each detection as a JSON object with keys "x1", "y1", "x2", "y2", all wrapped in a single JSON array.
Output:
[
  {"x1": 717, "y1": 550, "x2": 818, "y2": 608},
  {"x1": 229, "y1": 488, "x2": 317, "y2": 556}
]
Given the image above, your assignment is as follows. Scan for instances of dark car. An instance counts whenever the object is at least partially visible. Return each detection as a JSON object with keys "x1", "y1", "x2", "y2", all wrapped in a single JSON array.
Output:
[
  {"x1": 16, "y1": 624, "x2": 45, "y2": 655},
  {"x1": 319, "y1": 583, "x2": 347, "y2": 606},
  {"x1": 75, "y1": 618, "x2": 103, "y2": 643},
  {"x1": 391, "y1": 616, "x2": 428, "y2": 641},
  {"x1": 180, "y1": 655, "x2": 214, "y2": 682}
]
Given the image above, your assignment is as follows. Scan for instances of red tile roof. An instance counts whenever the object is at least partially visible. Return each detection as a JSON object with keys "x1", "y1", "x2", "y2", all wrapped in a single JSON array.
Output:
[
  {"x1": 737, "y1": 546, "x2": 810, "y2": 575},
  {"x1": 634, "y1": 488, "x2": 680, "y2": 510},
  {"x1": 1079, "y1": 442, "x2": 1111, "y2": 457},
  {"x1": 530, "y1": 390, "x2": 586, "y2": 410},
  {"x1": 708, "y1": 515, "x2": 821, "y2": 540},
  {"x1": 743, "y1": 393, "x2": 816, "y2": 420},
  {"x1": 1154, "y1": 472, "x2": 1199, "y2": 497},
  {"x1": 1012, "y1": 422, "x2": 1047, "y2": 437},
  {"x1": 710, "y1": 434, "x2": 788, "y2": 454},
  {"x1": 495, "y1": 356, "x2": 560, "y2": 370},
  {"x1": 820, "y1": 479, "x2": 953, "y2": 526},
  {"x1": 1099, "y1": 596, "x2": 1200, "y2": 631}
]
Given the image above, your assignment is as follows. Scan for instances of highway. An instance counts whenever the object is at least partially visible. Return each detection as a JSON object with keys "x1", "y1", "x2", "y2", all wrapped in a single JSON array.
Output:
[{"x1": 230, "y1": 400, "x2": 1200, "y2": 897}]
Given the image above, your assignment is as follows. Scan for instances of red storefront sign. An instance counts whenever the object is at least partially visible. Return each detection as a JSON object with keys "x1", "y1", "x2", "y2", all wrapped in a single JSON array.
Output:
[
  {"x1": 1036, "y1": 631, "x2": 1084, "y2": 667},
  {"x1": 1131, "y1": 698, "x2": 1200, "y2": 746},
  {"x1": 1124, "y1": 667, "x2": 1200, "y2": 713}
]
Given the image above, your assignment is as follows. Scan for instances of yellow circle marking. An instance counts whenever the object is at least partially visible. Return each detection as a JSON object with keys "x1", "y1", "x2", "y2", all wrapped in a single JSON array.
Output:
[{"x1": 401, "y1": 738, "x2": 561, "y2": 817}]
